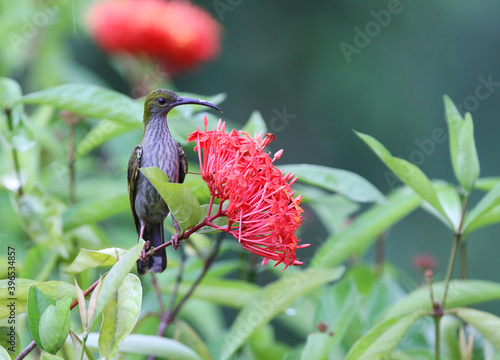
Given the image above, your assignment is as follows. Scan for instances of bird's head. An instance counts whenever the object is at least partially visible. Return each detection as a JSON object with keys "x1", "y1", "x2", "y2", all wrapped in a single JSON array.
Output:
[{"x1": 143, "y1": 89, "x2": 222, "y2": 124}]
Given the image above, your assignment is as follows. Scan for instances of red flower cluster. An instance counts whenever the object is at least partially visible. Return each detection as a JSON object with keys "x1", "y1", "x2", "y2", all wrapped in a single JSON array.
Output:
[
  {"x1": 86, "y1": 0, "x2": 221, "y2": 73},
  {"x1": 187, "y1": 119, "x2": 308, "y2": 268},
  {"x1": 413, "y1": 253, "x2": 438, "y2": 272}
]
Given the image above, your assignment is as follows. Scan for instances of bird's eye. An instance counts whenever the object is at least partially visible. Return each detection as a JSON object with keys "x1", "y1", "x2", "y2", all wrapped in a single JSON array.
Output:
[{"x1": 158, "y1": 98, "x2": 166, "y2": 105}]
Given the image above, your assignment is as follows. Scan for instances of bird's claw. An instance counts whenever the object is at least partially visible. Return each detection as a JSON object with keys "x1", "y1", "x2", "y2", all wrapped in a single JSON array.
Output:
[
  {"x1": 139, "y1": 241, "x2": 150, "y2": 261},
  {"x1": 171, "y1": 234, "x2": 182, "y2": 250}
]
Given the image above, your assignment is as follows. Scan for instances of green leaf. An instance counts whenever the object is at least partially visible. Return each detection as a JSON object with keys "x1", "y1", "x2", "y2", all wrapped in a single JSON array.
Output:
[
  {"x1": 242, "y1": 111, "x2": 268, "y2": 135},
  {"x1": 0, "y1": 346, "x2": 10, "y2": 360},
  {"x1": 40, "y1": 353, "x2": 65, "y2": 360},
  {"x1": 27, "y1": 286, "x2": 56, "y2": 351},
  {"x1": 64, "y1": 248, "x2": 128, "y2": 274},
  {"x1": 356, "y1": 131, "x2": 448, "y2": 220},
  {"x1": 0, "y1": 280, "x2": 74, "y2": 319},
  {"x1": 69, "y1": 331, "x2": 96, "y2": 360},
  {"x1": 90, "y1": 241, "x2": 144, "y2": 328},
  {"x1": 63, "y1": 192, "x2": 130, "y2": 231},
  {"x1": 220, "y1": 267, "x2": 345, "y2": 360},
  {"x1": 86, "y1": 333, "x2": 203, "y2": 360},
  {"x1": 20, "y1": 84, "x2": 143, "y2": 124},
  {"x1": 453, "y1": 308, "x2": 500, "y2": 352},
  {"x1": 75, "y1": 120, "x2": 137, "y2": 159},
  {"x1": 463, "y1": 181, "x2": 500, "y2": 232},
  {"x1": 444, "y1": 95, "x2": 480, "y2": 192},
  {"x1": 281, "y1": 164, "x2": 386, "y2": 204},
  {"x1": 383, "y1": 280, "x2": 500, "y2": 320},
  {"x1": 311, "y1": 187, "x2": 420, "y2": 268},
  {"x1": 345, "y1": 311, "x2": 426, "y2": 360},
  {"x1": 39, "y1": 295, "x2": 72, "y2": 354},
  {"x1": 171, "y1": 320, "x2": 213, "y2": 360},
  {"x1": 140, "y1": 167, "x2": 201, "y2": 231},
  {"x1": 474, "y1": 177, "x2": 500, "y2": 191},
  {"x1": 464, "y1": 203, "x2": 500, "y2": 233},
  {"x1": 0, "y1": 327, "x2": 20, "y2": 358},
  {"x1": 300, "y1": 333, "x2": 331, "y2": 360},
  {"x1": 99, "y1": 274, "x2": 142, "y2": 359},
  {"x1": 162, "y1": 278, "x2": 260, "y2": 309},
  {"x1": 0, "y1": 78, "x2": 22, "y2": 110}
]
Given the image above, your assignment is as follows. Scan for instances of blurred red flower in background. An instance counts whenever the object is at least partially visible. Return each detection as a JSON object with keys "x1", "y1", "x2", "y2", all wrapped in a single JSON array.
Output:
[
  {"x1": 187, "y1": 118, "x2": 308, "y2": 268},
  {"x1": 413, "y1": 253, "x2": 438, "y2": 272},
  {"x1": 86, "y1": 0, "x2": 221, "y2": 74}
]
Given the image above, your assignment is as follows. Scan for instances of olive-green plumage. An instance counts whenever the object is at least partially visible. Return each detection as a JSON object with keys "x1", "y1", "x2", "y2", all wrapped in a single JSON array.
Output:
[{"x1": 128, "y1": 89, "x2": 221, "y2": 274}]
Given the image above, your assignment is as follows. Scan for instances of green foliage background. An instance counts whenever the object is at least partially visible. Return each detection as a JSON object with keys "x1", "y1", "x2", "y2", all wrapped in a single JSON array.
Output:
[{"x1": 2, "y1": 1, "x2": 500, "y2": 359}]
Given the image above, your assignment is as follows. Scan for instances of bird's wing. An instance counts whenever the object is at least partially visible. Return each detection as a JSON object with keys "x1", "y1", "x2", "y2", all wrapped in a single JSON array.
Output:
[
  {"x1": 127, "y1": 144, "x2": 143, "y2": 233},
  {"x1": 177, "y1": 142, "x2": 188, "y2": 184}
]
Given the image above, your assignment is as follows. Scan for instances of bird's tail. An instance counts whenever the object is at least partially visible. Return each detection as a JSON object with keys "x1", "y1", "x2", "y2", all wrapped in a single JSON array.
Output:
[{"x1": 137, "y1": 222, "x2": 167, "y2": 275}]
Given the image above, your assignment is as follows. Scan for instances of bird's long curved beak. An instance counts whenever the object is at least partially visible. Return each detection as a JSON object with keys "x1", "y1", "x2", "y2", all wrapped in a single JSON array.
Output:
[{"x1": 173, "y1": 97, "x2": 223, "y2": 113}]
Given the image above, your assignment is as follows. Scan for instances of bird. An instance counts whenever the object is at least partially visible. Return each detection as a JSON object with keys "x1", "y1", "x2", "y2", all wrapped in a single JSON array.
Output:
[{"x1": 128, "y1": 89, "x2": 222, "y2": 274}]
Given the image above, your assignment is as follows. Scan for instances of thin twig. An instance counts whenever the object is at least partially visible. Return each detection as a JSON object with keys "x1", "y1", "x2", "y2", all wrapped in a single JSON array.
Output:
[{"x1": 151, "y1": 274, "x2": 165, "y2": 314}]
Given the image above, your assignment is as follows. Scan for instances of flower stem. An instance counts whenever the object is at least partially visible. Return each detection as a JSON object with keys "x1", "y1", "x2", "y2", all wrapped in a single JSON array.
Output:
[
  {"x1": 460, "y1": 239, "x2": 467, "y2": 280},
  {"x1": 442, "y1": 233, "x2": 461, "y2": 310},
  {"x1": 434, "y1": 316, "x2": 441, "y2": 360}
]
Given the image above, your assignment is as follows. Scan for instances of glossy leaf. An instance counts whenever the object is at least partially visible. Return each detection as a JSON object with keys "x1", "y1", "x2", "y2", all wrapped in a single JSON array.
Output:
[
  {"x1": 99, "y1": 274, "x2": 142, "y2": 359},
  {"x1": 444, "y1": 95, "x2": 480, "y2": 192},
  {"x1": 90, "y1": 241, "x2": 144, "y2": 329},
  {"x1": 312, "y1": 187, "x2": 420, "y2": 268},
  {"x1": 62, "y1": 192, "x2": 129, "y2": 231},
  {"x1": 281, "y1": 164, "x2": 386, "y2": 204},
  {"x1": 140, "y1": 167, "x2": 201, "y2": 231},
  {"x1": 300, "y1": 333, "x2": 331, "y2": 360},
  {"x1": 27, "y1": 286, "x2": 57, "y2": 350},
  {"x1": 383, "y1": 280, "x2": 500, "y2": 320},
  {"x1": 39, "y1": 295, "x2": 72, "y2": 354},
  {"x1": 453, "y1": 308, "x2": 500, "y2": 352},
  {"x1": 356, "y1": 131, "x2": 448, "y2": 220},
  {"x1": 86, "y1": 333, "x2": 202, "y2": 360},
  {"x1": 162, "y1": 278, "x2": 260, "y2": 309},
  {"x1": 243, "y1": 110, "x2": 268, "y2": 135},
  {"x1": 220, "y1": 267, "x2": 345, "y2": 360},
  {"x1": 0, "y1": 346, "x2": 10, "y2": 360},
  {"x1": 20, "y1": 84, "x2": 142, "y2": 124},
  {"x1": 345, "y1": 311, "x2": 426, "y2": 360},
  {"x1": 64, "y1": 248, "x2": 128, "y2": 274},
  {"x1": 75, "y1": 120, "x2": 137, "y2": 159},
  {"x1": 463, "y1": 181, "x2": 500, "y2": 232},
  {"x1": 0, "y1": 280, "x2": 74, "y2": 319}
]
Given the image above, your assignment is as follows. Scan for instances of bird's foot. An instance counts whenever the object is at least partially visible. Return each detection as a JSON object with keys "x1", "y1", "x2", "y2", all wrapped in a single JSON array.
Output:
[
  {"x1": 171, "y1": 234, "x2": 182, "y2": 250},
  {"x1": 139, "y1": 241, "x2": 150, "y2": 261}
]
